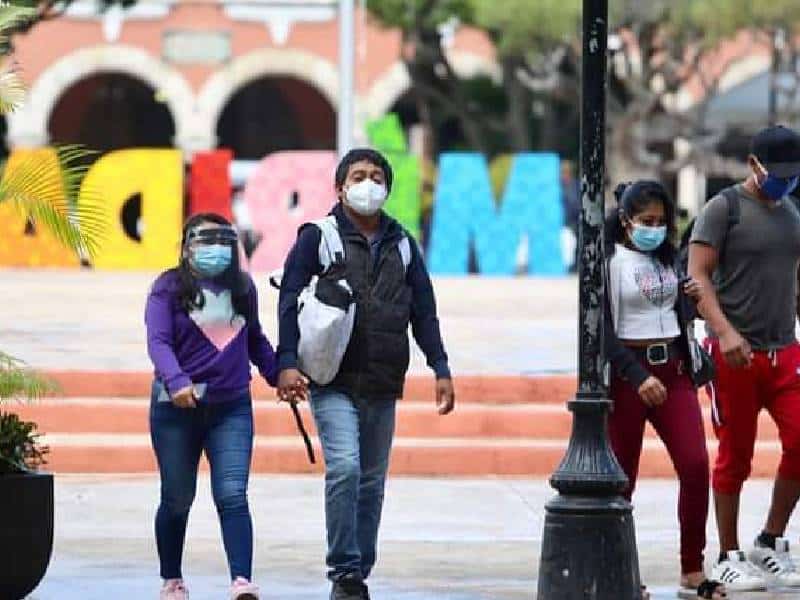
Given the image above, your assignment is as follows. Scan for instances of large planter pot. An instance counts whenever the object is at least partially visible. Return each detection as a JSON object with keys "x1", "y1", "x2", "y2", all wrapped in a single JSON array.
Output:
[{"x1": 0, "y1": 472, "x2": 54, "y2": 600}]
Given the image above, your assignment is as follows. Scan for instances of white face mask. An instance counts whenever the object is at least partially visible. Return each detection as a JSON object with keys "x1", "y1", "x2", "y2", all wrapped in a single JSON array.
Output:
[{"x1": 344, "y1": 180, "x2": 388, "y2": 216}]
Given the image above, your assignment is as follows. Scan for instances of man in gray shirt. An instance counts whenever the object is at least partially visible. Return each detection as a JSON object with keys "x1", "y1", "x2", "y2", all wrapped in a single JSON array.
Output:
[{"x1": 689, "y1": 125, "x2": 800, "y2": 591}]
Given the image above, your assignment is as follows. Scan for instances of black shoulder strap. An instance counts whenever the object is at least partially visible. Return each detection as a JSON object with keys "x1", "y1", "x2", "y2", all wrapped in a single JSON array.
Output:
[
  {"x1": 721, "y1": 187, "x2": 741, "y2": 226},
  {"x1": 718, "y1": 187, "x2": 740, "y2": 264}
]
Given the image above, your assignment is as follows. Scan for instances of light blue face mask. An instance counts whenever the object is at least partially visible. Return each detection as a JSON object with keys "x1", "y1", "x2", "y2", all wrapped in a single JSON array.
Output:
[
  {"x1": 630, "y1": 224, "x2": 667, "y2": 252},
  {"x1": 190, "y1": 244, "x2": 232, "y2": 278}
]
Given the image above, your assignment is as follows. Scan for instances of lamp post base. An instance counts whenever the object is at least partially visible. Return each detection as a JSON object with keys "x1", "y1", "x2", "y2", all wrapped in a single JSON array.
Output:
[{"x1": 537, "y1": 494, "x2": 642, "y2": 600}]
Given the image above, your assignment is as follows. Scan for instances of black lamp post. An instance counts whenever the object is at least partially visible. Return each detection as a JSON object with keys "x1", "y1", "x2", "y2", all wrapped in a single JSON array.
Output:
[{"x1": 537, "y1": 1, "x2": 643, "y2": 598}]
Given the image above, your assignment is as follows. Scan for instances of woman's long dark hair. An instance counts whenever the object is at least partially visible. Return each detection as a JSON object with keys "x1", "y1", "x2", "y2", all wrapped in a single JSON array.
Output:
[
  {"x1": 174, "y1": 213, "x2": 251, "y2": 322},
  {"x1": 604, "y1": 180, "x2": 677, "y2": 267}
]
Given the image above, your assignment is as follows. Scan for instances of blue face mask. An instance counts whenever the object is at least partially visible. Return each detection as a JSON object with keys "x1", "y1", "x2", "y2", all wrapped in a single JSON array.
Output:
[
  {"x1": 630, "y1": 224, "x2": 667, "y2": 252},
  {"x1": 759, "y1": 173, "x2": 800, "y2": 201},
  {"x1": 190, "y1": 244, "x2": 232, "y2": 278}
]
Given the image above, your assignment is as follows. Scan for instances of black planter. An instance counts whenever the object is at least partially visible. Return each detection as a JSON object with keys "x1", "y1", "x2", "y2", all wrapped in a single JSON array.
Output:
[{"x1": 0, "y1": 472, "x2": 54, "y2": 600}]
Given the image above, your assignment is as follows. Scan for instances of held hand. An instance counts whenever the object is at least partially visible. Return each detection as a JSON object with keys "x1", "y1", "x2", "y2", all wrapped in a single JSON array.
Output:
[
  {"x1": 436, "y1": 378, "x2": 456, "y2": 415},
  {"x1": 172, "y1": 385, "x2": 197, "y2": 409},
  {"x1": 720, "y1": 329, "x2": 753, "y2": 368},
  {"x1": 277, "y1": 368, "x2": 309, "y2": 403},
  {"x1": 637, "y1": 376, "x2": 667, "y2": 407},
  {"x1": 682, "y1": 276, "x2": 703, "y2": 302}
]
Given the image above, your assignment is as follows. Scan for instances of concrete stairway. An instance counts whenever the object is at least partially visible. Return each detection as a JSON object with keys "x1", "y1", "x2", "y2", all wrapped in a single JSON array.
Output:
[{"x1": 10, "y1": 372, "x2": 780, "y2": 477}]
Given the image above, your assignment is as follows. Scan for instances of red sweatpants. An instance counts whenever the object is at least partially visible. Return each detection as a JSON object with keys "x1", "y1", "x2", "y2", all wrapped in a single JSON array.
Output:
[
  {"x1": 609, "y1": 358, "x2": 710, "y2": 574},
  {"x1": 708, "y1": 340, "x2": 800, "y2": 495}
]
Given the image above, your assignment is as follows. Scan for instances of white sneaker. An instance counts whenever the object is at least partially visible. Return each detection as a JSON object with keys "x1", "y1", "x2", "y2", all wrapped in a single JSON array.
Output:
[
  {"x1": 230, "y1": 577, "x2": 259, "y2": 600},
  {"x1": 711, "y1": 550, "x2": 767, "y2": 591},
  {"x1": 748, "y1": 537, "x2": 800, "y2": 588},
  {"x1": 160, "y1": 579, "x2": 189, "y2": 600}
]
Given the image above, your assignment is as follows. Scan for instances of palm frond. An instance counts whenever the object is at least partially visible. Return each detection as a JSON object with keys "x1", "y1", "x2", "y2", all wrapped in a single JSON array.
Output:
[
  {"x1": 0, "y1": 60, "x2": 25, "y2": 114},
  {"x1": 0, "y1": 146, "x2": 107, "y2": 257},
  {"x1": 0, "y1": 5, "x2": 36, "y2": 49},
  {"x1": 0, "y1": 351, "x2": 57, "y2": 403}
]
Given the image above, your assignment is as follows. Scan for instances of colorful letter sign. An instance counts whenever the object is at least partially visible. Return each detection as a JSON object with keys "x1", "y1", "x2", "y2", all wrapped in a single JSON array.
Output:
[
  {"x1": 189, "y1": 149, "x2": 233, "y2": 220},
  {"x1": 366, "y1": 114, "x2": 421, "y2": 239},
  {"x1": 427, "y1": 153, "x2": 564, "y2": 275},
  {"x1": 0, "y1": 141, "x2": 566, "y2": 275},
  {"x1": 86, "y1": 149, "x2": 184, "y2": 270},
  {"x1": 244, "y1": 151, "x2": 337, "y2": 272}
]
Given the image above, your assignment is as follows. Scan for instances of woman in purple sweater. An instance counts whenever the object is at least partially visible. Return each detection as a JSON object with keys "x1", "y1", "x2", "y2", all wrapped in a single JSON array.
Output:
[{"x1": 145, "y1": 213, "x2": 280, "y2": 600}]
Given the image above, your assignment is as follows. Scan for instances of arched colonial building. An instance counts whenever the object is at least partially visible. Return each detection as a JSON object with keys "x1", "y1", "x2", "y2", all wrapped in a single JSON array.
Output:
[{"x1": 7, "y1": 0, "x2": 497, "y2": 160}]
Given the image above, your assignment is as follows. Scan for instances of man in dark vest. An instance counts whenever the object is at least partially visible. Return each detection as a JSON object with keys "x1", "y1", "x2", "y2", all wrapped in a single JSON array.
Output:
[{"x1": 277, "y1": 148, "x2": 455, "y2": 600}]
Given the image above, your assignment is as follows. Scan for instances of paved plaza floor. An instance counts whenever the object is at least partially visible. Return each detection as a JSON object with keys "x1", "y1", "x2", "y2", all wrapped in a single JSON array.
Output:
[
  {"x1": 0, "y1": 270, "x2": 578, "y2": 376},
  {"x1": 28, "y1": 475, "x2": 800, "y2": 599}
]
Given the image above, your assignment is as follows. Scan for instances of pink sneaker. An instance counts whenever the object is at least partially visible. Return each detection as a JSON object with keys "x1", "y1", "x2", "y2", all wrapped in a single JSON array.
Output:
[
  {"x1": 230, "y1": 577, "x2": 260, "y2": 600},
  {"x1": 160, "y1": 579, "x2": 188, "y2": 600}
]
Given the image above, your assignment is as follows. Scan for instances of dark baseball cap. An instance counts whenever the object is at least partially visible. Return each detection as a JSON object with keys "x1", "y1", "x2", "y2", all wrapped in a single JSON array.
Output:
[{"x1": 751, "y1": 125, "x2": 800, "y2": 178}]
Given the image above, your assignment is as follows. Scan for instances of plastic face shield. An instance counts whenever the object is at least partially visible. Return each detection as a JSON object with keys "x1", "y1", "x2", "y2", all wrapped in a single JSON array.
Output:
[{"x1": 185, "y1": 225, "x2": 238, "y2": 248}]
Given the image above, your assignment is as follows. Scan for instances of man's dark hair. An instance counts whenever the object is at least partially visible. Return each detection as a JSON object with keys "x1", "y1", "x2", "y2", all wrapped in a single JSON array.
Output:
[{"x1": 335, "y1": 148, "x2": 393, "y2": 192}]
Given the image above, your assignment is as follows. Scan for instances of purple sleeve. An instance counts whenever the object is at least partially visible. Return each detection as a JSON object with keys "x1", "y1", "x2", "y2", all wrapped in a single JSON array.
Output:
[
  {"x1": 145, "y1": 278, "x2": 192, "y2": 395},
  {"x1": 247, "y1": 278, "x2": 279, "y2": 387}
]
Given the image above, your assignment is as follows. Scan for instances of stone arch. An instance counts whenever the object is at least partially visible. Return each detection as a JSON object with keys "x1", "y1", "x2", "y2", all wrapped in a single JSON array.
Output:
[
  {"x1": 197, "y1": 48, "x2": 340, "y2": 149},
  {"x1": 364, "y1": 61, "x2": 410, "y2": 121},
  {"x1": 7, "y1": 44, "x2": 195, "y2": 150}
]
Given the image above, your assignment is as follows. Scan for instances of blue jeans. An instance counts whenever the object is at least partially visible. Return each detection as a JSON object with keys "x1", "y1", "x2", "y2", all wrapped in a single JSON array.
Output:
[
  {"x1": 149, "y1": 381, "x2": 254, "y2": 581},
  {"x1": 310, "y1": 387, "x2": 397, "y2": 581}
]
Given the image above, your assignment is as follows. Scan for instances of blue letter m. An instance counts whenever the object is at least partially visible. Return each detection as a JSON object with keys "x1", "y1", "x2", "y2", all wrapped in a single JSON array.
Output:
[{"x1": 427, "y1": 153, "x2": 565, "y2": 275}]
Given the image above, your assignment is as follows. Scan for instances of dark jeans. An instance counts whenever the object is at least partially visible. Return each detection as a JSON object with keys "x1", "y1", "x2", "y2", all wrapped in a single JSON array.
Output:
[
  {"x1": 149, "y1": 381, "x2": 254, "y2": 581},
  {"x1": 310, "y1": 387, "x2": 397, "y2": 581}
]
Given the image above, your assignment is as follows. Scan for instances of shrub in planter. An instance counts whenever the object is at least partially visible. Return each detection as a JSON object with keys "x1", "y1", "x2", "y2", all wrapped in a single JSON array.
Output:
[
  {"x1": 0, "y1": 355, "x2": 55, "y2": 600},
  {"x1": 0, "y1": 411, "x2": 50, "y2": 474}
]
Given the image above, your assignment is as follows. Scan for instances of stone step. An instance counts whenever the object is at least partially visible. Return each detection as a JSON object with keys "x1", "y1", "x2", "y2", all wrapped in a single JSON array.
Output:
[
  {"x1": 11, "y1": 374, "x2": 783, "y2": 477},
  {"x1": 10, "y1": 397, "x2": 782, "y2": 441},
  {"x1": 40, "y1": 372, "x2": 577, "y2": 404}
]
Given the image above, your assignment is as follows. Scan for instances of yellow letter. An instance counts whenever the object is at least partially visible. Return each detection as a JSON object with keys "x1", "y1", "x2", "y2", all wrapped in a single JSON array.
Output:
[
  {"x1": 0, "y1": 148, "x2": 80, "y2": 268},
  {"x1": 86, "y1": 149, "x2": 183, "y2": 270}
]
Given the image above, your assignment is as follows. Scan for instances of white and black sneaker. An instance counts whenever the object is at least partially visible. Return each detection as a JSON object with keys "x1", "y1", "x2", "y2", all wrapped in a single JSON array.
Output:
[
  {"x1": 748, "y1": 537, "x2": 800, "y2": 588},
  {"x1": 711, "y1": 550, "x2": 767, "y2": 591}
]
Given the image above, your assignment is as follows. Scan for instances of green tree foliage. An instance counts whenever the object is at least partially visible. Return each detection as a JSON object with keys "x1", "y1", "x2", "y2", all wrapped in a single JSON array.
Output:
[
  {"x1": 471, "y1": 0, "x2": 581, "y2": 154},
  {"x1": 370, "y1": 0, "x2": 800, "y2": 172},
  {"x1": 366, "y1": 0, "x2": 472, "y2": 31},
  {"x1": 605, "y1": 1, "x2": 800, "y2": 181},
  {"x1": 471, "y1": 0, "x2": 580, "y2": 58},
  {"x1": 368, "y1": 0, "x2": 493, "y2": 154}
]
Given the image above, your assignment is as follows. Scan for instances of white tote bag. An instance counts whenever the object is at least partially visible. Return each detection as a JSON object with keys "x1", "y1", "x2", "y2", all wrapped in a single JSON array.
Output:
[{"x1": 296, "y1": 216, "x2": 356, "y2": 385}]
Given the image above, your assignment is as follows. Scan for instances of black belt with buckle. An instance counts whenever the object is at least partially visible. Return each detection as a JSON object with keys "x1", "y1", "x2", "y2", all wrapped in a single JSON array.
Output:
[{"x1": 629, "y1": 341, "x2": 681, "y2": 366}]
